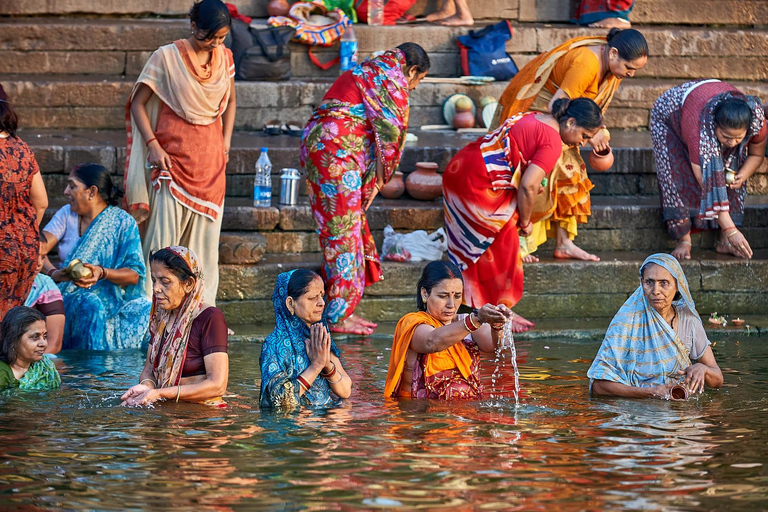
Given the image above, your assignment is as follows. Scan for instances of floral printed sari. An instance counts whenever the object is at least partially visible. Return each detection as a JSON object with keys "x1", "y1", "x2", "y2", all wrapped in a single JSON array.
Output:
[{"x1": 300, "y1": 49, "x2": 410, "y2": 324}]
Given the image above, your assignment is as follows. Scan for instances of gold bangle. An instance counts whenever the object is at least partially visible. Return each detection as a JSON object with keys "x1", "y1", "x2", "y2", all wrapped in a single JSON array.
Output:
[
  {"x1": 140, "y1": 378, "x2": 156, "y2": 387},
  {"x1": 726, "y1": 229, "x2": 740, "y2": 239},
  {"x1": 468, "y1": 313, "x2": 480, "y2": 329},
  {"x1": 175, "y1": 385, "x2": 181, "y2": 402}
]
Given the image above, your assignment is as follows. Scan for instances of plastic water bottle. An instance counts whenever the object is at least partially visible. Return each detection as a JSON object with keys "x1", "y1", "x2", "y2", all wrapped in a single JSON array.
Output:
[
  {"x1": 367, "y1": 0, "x2": 384, "y2": 26},
  {"x1": 339, "y1": 26, "x2": 358, "y2": 72},
  {"x1": 253, "y1": 147, "x2": 272, "y2": 208}
]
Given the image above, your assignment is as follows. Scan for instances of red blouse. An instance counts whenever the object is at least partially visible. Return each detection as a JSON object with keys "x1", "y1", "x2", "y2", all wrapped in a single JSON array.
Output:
[
  {"x1": 180, "y1": 307, "x2": 228, "y2": 378},
  {"x1": 323, "y1": 70, "x2": 364, "y2": 104},
  {"x1": 509, "y1": 114, "x2": 563, "y2": 173}
]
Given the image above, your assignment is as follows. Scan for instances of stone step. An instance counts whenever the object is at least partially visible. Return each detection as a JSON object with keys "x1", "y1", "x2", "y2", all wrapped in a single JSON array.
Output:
[
  {"x1": 0, "y1": 0, "x2": 763, "y2": 25},
  {"x1": 23, "y1": 128, "x2": 768, "y2": 200},
  {"x1": 214, "y1": 251, "x2": 768, "y2": 322},
  {"x1": 2, "y1": 19, "x2": 766, "y2": 79},
  {"x1": 6, "y1": 73, "x2": 767, "y2": 131}
]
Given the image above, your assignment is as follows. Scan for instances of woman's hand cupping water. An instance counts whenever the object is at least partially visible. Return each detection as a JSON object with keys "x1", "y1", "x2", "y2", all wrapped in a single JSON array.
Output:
[{"x1": 120, "y1": 383, "x2": 160, "y2": 407}]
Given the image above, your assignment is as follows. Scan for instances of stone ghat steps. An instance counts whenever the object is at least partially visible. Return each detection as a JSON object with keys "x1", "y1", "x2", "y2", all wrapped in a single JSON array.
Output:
[
  {"x1": 24, "y1": 128, "x2": 768, "y2": 198},
  {"x1": 2, "y1": 18, "x2": 767, "y2": 80},
  {"x1": 1, "y1": 0, "x2": 764, "y2": 26},
  {"x1": 5, "y1": 73, "x2": 768, "y2": 131},
  {"x1": 215, "y1": 251, "x2": 768, "y2": 322}
]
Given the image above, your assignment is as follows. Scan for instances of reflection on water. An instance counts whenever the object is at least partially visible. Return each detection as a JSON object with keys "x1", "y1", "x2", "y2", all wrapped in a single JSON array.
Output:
[{"x1": 1, "y1": 336, "x2": 767, "y2": 510}]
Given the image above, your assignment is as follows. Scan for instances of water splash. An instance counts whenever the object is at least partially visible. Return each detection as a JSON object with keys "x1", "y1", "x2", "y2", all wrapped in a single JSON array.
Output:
[{"x1": 490, "y1": 321, "x2": 520, "y2": 407}]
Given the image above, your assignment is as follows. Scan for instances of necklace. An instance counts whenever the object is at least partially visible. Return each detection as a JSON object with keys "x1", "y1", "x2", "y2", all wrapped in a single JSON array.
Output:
[{"x1": 669, "y1": 305, "x2": 677, "y2": 329}]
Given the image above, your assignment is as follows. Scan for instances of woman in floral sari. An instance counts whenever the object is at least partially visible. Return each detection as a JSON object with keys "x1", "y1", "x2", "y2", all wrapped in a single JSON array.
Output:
[
  {"x1": 47, "y1": 164, "x2": 151, "y2": 350},
  {"x1": 491, "y1": 28, "x2": 647, "y2": 263},
  {"x1": 300, "y1": 42, "x2": 429, "y2": 335},
  {"x1": 0, "y1": 306, "x2": 60, "y2": 391},
  {"x1": 650, "y1": 80, "x2": 766, "y2": 261},
  {"x1": 385, "y1": 261, "x2": 512, "y2": 400},
  {"x1": 259, "y1": 269, "x2": 352, "y2": 410}
]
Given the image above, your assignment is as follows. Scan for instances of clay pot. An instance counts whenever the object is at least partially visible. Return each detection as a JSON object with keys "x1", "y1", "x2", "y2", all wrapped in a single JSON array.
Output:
[
  {"x1": 379, "y1": 171, "x2": 405, "y2": 199},
  {"x1": 405, "y1": 162, "x2": 443, "y2": 201},
  {"x1": 267, "y1": 0, "x2": 291, "y2": 17},
  {"x1": 588, "y1": 146, "x2": 614, "y2": 172},
  {"x1": 669, "y1": 384, "x2": 689, "y2": 401},
  {"x1": 452, "y1": 107, "x2": 475, "y2": 129}
]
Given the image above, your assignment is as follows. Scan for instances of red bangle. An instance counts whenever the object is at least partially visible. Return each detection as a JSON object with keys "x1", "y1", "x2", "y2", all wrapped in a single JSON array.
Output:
[
  {"x1": 321, "y1": 362, "x2": 337, "y2": 379},
  {"x1": 518, "y1": 220, "x2": 532, "y2": 230},
  {"x1": 463, "y1": 314, "x2": 478, "y2": 332},
  {"x1": 145, "y1": 137, "x2": 157, "y2": 147},
  {"x1": 296, "y1": 375, "x2": 311, "y2": 392}
]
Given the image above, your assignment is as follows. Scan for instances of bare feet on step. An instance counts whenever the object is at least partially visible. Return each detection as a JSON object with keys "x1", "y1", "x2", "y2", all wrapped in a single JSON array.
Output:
[
  {"x1": 553, "y1": 241, "x2": 600, "y2": 261},
  {"x1": 522, "y1": 254, "x2": 539, "y2": 263},
  {"x1": 438, "y1": 13, "x2": 474, "y2": 26},
  {"x1": 671, "y1": 239, "x2": 692, "y2": 261},
  {"x1": 510, "y1": 311, "x2": 535, "y2": 332},
  {"x1": 588, "y1": 17, "x2": 631, "y2": 29},
  {"x1": 330, "y1": 314, "x2": 377, "y2": 336},
  {"x1": 424, "y1": 0, "x2": 455, "y2": 21}
]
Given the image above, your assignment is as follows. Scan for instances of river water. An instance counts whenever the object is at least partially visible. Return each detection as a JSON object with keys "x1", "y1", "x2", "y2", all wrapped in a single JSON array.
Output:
[{"x1": 1, "y1": 334, "x2": 766, "y2": 510}]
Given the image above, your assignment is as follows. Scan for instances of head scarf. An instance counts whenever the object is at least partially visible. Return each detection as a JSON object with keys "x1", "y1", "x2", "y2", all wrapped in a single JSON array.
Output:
[
  {"x1": 259, "y1": 270, "x2": 341, "y2": 409},
  {"x1": 147, "y1": 246, "x2": 206, "y2": 388},
  {"x1": 587, "y1": 253, "x2": 695, "y2": 389},
  {"x1": 698, "y1": 92, "x2": 765, "y2": 221}
]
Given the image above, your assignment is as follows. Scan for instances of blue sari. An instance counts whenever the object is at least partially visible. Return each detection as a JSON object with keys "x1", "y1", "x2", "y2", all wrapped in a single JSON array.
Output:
[
  {"x1": 259, "y1": 270, "x2": 341, "y2": 409},
  {"x1": 587, "y1": 254, "x2": 696, "y2": 389},
  {"x1": 59, "y1": 206, "x2": 151, "y2": 350}
]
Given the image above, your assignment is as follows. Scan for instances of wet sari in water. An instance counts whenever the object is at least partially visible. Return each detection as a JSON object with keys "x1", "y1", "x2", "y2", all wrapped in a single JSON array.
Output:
[
  {"x1": 587, "y1": 254, "x2": 700, "y2": 389},
  {"x1": 300, "y1": 49, "x2": 410, "y2": 324},
  {"x1": 0, "y1": 358, "x2": 60, "y2": 391},
  {"x1": 259, "y1": 270, "x2": 342, "y2": 409},
  {"x1": 59, "y1": 206, "x2": 151, "y2": 350},
  {"x1": 385, "y1": 311, "x2": 481, "y2": 400}
]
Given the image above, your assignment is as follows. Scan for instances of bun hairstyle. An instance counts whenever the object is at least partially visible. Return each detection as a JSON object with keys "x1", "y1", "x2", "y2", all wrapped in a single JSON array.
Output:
[
  {"x1": 416, "y1": 260, "x2": 463, "y2": 312},
  {"x1": 189, "y1": 0, "x2": 231, "y2": 41},
  {"x1": 149, "y1": 248, "x2": 197, "y2": 283},
  {"x1": 0, "y1": 84, "x2": 19, "y2": 138},
  {"x1": 714, "y1": 97, "x2": 753, "y2": 131},
  {"x1": 606, "y1": 28, "x2": 649, "y2": 62},
  {"x1": 551, "y1": 97, "x2": 603, "y2": 130},
  {"x1": 286, "y1": 269, "x2": 322, "y2": 300},
  {"x1": 0, "y1": 306, "x2": 46, "y2": 365},
  {"x1": 396, "y1": 42, "x2": 431, "y2": 75},
  {"x1": 70, "y1": 163, "x2": 124, "y2": 206}
]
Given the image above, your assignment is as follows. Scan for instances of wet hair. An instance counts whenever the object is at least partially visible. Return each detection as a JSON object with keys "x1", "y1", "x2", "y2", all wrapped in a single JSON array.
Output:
[
  {"x1": 287, "y1": 269, "x2": 322, "y2": 299},
  {"x1": 0, "y1": 84, "x2": 19, "y2": 138},
  {"x1": 0, "y1": 306, "x2": 46, "y2": 365},
  {"x1": 552, "y1": 97, "x2": 603, "y2": 130},
  {"x1": 714, "y1": 97, "x2": 752, "y2": 132},
  {"x1": 70, "y1": 163, "x2": 124, "y2": 206},
  {"x1": 640, "y1": 262, "x2": 682, "y2": 301},
  {"x1": 606, "y1": 28, "x2": 649, "y2": 61},
  {"x1": 416, "y1": 261, "x2": 463, "y2": 312},
  {"x1": 189, "y1": 0, "x2": 231, "y2": 41},
  {"x1": 149, "y1": 248, "x2": 196, "y2": 284},
  {"x1": 397, "y1": 42, "x2": 430, "y2": 74}
]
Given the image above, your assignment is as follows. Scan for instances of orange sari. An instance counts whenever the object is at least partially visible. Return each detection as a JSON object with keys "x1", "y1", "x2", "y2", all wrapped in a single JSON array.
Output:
[{"x1": 384, "y1": 312, "x2": 481, "y2": 400}]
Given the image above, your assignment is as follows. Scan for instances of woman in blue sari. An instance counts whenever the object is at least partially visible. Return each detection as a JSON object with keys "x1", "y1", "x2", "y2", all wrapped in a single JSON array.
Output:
[
  {"x1": 588, "y1": 253, "x2": 723, "y2": 398},
  {"x1": 47, "y1": 164, "x2": 151, "y2": 350},
  {"x1": 259, "y1": 269, "x2": 352, "y2": 410}
]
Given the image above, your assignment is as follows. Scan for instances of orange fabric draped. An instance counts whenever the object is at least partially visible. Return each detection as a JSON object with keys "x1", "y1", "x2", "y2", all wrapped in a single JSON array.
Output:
[{"x1": 384, "y1": 311, "x2": 474, "y2": 397}]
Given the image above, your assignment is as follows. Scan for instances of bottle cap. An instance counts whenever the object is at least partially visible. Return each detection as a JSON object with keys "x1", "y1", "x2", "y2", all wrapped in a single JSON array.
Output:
[{"x1": 260, "y1": 147, "x2": 268, "y2": 152}]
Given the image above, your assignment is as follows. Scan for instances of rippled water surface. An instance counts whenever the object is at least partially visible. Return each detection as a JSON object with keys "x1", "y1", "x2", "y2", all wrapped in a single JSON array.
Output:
[{"x1": 2, "y1": 335, "x2": 767, "y2": 510}]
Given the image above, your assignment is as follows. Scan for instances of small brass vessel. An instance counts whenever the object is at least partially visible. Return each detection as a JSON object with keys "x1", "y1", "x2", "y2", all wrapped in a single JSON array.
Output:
[{"x1": 66, "y1": 259, "x2": 93, "y2": 280}]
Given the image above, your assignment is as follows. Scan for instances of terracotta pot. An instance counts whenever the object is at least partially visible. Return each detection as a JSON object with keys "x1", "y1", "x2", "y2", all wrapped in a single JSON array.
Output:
[
  {"x1": 267, "y1": 0, "x2": 291, "y2": 17},
  {"x1": 379, "y1": 171, "x2": 405, "y2": 199},
  {"x1": 405, "y1": 162, "x2": 443, "y2": 200},
  {"x1": 452, "y1": 107, "x2": 475, "y2": 129},
  {"x1": 588, "y1": 146, "x2": 614, "y2": 172},
  {"x1": 669, "y1": 384, "x2": 689, "y2": 401}
]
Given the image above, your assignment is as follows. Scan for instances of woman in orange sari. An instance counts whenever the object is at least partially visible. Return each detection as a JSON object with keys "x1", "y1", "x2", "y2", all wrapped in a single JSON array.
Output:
[
  {"x1": 491, "y1": 28, "x2": 648, "y2": 262},
  {"x1": 125, "y1": 0, "x2": 236, "y2": 305},
  {"x1": 384, "y1": 261, "x2": 513, "y2": 400}
]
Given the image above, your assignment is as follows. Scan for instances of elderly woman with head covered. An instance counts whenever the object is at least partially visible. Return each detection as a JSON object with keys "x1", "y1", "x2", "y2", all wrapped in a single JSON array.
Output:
[{"x1": 588, "y1": 253, "x2": 723, "y2": 398}]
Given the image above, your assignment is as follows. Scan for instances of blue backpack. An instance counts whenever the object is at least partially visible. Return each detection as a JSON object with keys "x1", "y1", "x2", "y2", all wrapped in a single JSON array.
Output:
[{"x1": 457, "y1": 20, "x2": 518, "y2": 81}]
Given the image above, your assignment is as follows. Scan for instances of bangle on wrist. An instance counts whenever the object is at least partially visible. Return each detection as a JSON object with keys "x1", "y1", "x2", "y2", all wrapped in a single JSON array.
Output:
[
  {"x1": 468, "y1": 313, "x2": 480, "y2": 329},
  {"x1": 726, "y1": 229, "x2": 741, "y2": 239},
  {"x1": 463, "y1": 314, "x2": 479, "y2": 332},
  {"x1": 145, "y1": 137, "x2": 157, "y2": 147},
  {"x1": 140, "y1": 378, "x2": 157, "y2": 388},
  {"x1": 518, "y1": 220, "x2": 532, "y2": 230},
  {"x1": 321, "y1": 362, "x2": 337, "y2": 379},
  {"x1": 47, "y1": 267, "x2": 57, "y2": 277},
  {"x1": 175, "y1": 385, "x2": 181, "y2": 402},
  {"x1": 98, "y1": 265, "x2": 107, "y2": 280},
  {"x1": 297, "y1": 375, "x2": 311, "y2": 392}
]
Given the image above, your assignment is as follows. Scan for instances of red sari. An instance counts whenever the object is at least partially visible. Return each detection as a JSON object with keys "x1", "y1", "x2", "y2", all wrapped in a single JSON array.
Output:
[{"x1": 443, "y1": 113, "x2": 562, "y2": 308}]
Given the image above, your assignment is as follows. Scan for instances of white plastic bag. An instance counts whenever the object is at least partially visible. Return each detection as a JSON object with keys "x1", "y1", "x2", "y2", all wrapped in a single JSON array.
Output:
[{"x1": 381, "y1": 225, "x2": 447, "y2": 262}]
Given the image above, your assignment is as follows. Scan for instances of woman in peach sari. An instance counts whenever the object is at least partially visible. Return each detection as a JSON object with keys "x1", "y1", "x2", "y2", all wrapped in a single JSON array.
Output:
[
  {"x1": 491, "y1": 28, "x2": 647, "y2": 262},
  {"x1": 125, "y1": 0, "x2": 236, "y2": 305}
]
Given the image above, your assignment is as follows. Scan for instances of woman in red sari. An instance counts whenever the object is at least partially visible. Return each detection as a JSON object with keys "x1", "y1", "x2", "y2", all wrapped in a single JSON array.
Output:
[
  {"x1": 300, "y1": 43, "x2": 430, "y2": 335},
  {"x1": 443, "y1": 98, "x2": 603, "y2": 331},
  {"x1": 0, "y1": 85, "x2": 49, "y2": 320}
]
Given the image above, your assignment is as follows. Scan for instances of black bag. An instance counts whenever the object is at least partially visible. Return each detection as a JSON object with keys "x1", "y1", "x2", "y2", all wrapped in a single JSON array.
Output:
[{"x1": 225, "y1": 19, "x2": 295, "y2": 81}]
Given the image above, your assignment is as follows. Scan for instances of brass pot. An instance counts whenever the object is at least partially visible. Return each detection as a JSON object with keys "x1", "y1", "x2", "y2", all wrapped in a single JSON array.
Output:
[{"x1": 66, "y1": 259, "x2": 93, "y2": 280}]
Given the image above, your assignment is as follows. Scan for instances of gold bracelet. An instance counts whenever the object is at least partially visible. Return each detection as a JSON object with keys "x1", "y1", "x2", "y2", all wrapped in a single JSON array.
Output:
[
  {"x1": 140, "y1": 378, "x2": 157, "y2": 387},
  {"x1": 468, "y1": 313, "x2": 480, "y2": 330},
  {"x1": 726, "y1": 229, "x2": 740, "y2": 239},
  {"x1": 175, "y1": 385, "x2": 181, "y2": 402}
]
